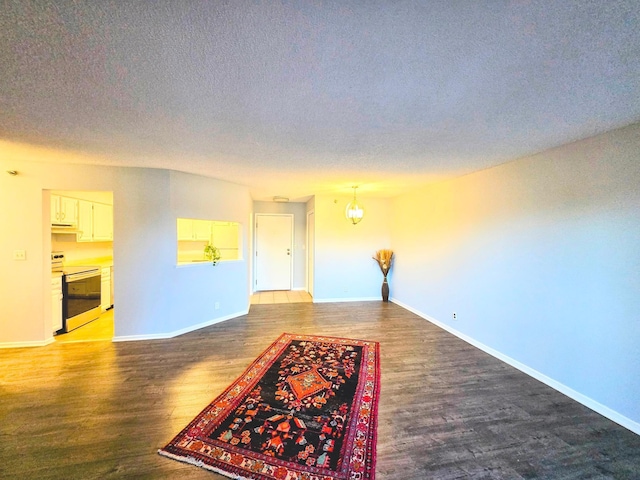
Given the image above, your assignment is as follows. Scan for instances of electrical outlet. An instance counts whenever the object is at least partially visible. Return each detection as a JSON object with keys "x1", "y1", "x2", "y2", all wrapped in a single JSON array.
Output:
[
  {"x1": 452, "y1": 312, "x2": 457, "y2": 320},
  {"x1": 215, "y1": 302, "x2": 220, "y2": 310},
  {"x1": 13, "y1": 250, "x2": 26, "y2": 261}
]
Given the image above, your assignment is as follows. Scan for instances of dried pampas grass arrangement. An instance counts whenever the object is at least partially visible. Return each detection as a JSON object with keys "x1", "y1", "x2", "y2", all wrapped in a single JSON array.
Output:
[
  {"x1": 373, "y1": 249, "x2": 393, "y2": 277},
  {"x1": 373, "y1": 249, "x2": 393, "y2": 302}
]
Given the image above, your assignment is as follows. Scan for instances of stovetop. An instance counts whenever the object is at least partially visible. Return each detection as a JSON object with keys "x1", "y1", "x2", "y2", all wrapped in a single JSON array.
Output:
[
  {"x1": 51, "y1": 251, "x2": 100, "y2": 275},
  {"x1": 56, "y1": 265, "x2": 100, "y2": 275}
]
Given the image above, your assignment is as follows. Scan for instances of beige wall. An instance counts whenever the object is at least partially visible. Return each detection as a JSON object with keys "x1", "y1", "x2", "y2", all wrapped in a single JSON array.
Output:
[
  {"x1": 390, "y1": 122, "x2": 640, "y2": 431},
  {"x1": 312, "y1": 195, "x2": 392, "y2": 301}
]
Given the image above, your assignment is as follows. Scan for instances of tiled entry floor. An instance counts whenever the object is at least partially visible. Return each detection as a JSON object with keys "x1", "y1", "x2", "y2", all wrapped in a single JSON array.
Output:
[{"x1": 251, "y1": 290, "x2": 313, "y2": 305}]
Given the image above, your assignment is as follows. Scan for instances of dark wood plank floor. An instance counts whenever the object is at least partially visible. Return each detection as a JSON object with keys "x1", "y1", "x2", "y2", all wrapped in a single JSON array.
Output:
[{"x1": 1, "y1": 302, "x2": 639, "y2": 479}]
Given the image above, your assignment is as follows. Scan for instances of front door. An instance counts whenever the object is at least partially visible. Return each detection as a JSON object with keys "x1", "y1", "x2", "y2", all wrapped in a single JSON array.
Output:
[{"x1": 255, "y1": 214, "x2": 293, "y2": 291}]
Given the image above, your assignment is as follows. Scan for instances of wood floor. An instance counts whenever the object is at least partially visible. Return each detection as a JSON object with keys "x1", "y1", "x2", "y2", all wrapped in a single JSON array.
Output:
[
  {"x1": 1, "y1": 302, "x2": 639, "y2": 479},
  {"x1": 53, "y1": 290, "x2": 310, "y2": 344},
  {"x1": 54, "y1": 309, "x2": 114, "y2": 343}
]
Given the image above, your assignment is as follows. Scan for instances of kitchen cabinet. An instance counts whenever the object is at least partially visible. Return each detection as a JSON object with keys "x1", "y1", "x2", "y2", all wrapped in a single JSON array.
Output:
[
  {"x1": 77, "y1": 200, "x2": 113, "y2": 242},
  {"x1": 51, "y1": 195, "x2": 78, "y2": 226},
  {"x1": 177, "y1": 219, "x2": 193, "y2": 240},
  {"x1": 77, "y1": 200, "x2": 93, "y2": 241},
  {"x1": 51, "y1": 276, "x2": 63, "y2": 333},
  {"x1": 212, "y1": 222, "x2": 237, "y2": 248},
  {"x1": 212, "y1": 222, "x2": 240, "y2": 260},
  {"x1": 93, "y1": 203, "x2": 114, "y2": 241},
  {"x1": 101, "y1": 267, "x2": 112, "y2": 311},
  {"x1": 177, "y1": 219, "x2": 211, "y2": 241},
  {"x1": 193, "y1": 220, "x2": 211, "y2": 240}
]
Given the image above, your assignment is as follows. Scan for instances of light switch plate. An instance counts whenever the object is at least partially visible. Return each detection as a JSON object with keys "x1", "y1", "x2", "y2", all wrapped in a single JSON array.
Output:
[{"x1": 13, "y1": 250, "x2": 26, "y2": 260}]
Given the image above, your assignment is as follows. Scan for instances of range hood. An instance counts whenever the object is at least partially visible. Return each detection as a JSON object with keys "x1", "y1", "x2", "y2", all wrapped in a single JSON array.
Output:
[{"x1": 51, "y1": 223, "x2": 81, "y2": 234}]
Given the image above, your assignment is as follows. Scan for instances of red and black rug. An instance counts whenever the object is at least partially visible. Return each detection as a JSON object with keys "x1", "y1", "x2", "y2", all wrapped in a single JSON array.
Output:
[{"x1": 159, "y1": 333, "x2": 380, "y2": 479}]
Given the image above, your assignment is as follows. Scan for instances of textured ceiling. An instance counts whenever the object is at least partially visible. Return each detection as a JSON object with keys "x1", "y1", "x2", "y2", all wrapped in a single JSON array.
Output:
[{"x1": 1, "y1": 1, "x2": 639, "y2": 200}]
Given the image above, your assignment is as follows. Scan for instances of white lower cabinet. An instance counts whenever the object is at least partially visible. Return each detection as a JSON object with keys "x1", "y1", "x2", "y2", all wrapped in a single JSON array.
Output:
[
  {"x1": 101, "y1": 267, "x2": 111, "y2": 311},
  {"x1": 52, "y1": 276, "x2": 63, "y2": 333}
]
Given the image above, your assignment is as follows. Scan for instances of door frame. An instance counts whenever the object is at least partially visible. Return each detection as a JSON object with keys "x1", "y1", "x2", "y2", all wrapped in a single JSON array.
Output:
[
  {"x1": 306, "y1": 210, "x2": 314, "y2": 298},
  {"x1": 253, "y1": 213, "x2": 294, "y2": 292}
]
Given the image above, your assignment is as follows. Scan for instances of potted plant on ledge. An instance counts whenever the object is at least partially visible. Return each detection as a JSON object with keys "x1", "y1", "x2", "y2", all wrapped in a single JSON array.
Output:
[
  {"x1": 204, "y1": 242, "x2": 221, "y2": 266},
  {"x1": 373, "y1": 249, "x2": 393, "y2": 302}
]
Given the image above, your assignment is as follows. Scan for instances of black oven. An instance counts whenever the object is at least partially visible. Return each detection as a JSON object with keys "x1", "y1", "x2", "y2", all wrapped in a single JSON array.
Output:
[{"x1": 62, "y1": 266, "x2": 102, "y2": 333}]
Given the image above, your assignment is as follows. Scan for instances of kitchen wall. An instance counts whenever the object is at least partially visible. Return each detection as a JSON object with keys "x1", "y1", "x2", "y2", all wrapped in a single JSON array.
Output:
[
  {"x1": 0, "y1": 155, "x2": 251, "y2": 346},
  {"x1": 390, "y1": 122, "x2": 640, "y2": 433},
  {"x1": 51, "y1": 236, "x2": 113, "y2": 264},
  {"x1": 253, "y1": 200, "x2": 307, "y2": 290}
]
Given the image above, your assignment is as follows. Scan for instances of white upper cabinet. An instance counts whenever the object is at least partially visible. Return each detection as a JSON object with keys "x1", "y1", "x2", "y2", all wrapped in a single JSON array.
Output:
[
  {"x1": 93, "y1": 203, "x2": 114, "y2": 241},
  {"x1": 77, "y1": 200, "x2": 113, "y2": 242},
  {"x1": 177, "y1": 219, "x2": 212, "y2": 241},
  {"x1": 177, "y1": 219, "x2": 194, "y2": 241},
  {"x1": 192, "y1": 219, "x2": 212, "y2": 240},
  {"x1": 77, "y1": 200, "x2": 93, "y2": 241},
  {"x1": 51, "y1": 195, "x2": 78, "y2": 226}
]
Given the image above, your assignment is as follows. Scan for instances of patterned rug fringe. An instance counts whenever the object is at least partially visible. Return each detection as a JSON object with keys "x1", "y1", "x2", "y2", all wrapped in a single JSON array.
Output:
[{"x1": 157, "y1": 449, "x2": 253, "y2": 480}]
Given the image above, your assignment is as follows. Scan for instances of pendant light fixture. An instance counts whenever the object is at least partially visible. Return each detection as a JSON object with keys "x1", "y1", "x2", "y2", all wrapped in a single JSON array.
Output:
[{"x1": 345, "y1": 186, "x2": 364, "y2": 225}]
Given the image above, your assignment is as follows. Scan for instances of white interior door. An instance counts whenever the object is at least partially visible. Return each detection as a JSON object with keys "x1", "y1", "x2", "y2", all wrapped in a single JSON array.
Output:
[{"x1": 255, "y1": 214, "x2": 293, "y2": 291}]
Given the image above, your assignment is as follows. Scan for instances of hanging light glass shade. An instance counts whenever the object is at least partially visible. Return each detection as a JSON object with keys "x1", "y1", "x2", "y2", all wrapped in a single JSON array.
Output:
[{"x1": 345, "y1": 186, "x2": 364, "y2": 225}]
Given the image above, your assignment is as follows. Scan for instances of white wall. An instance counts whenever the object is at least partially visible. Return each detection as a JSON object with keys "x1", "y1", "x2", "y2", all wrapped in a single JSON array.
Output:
[
  {"x1": 253, "y1": 201, "x2": 307, "y2": 290},
  {"x1": 0, "y1": 160, "x2": 119, "y2": 345},
  {"x1": 112, "y1": 168, "x2": 174, "y2": 338},
  {"x1": 390, "y1": 123, "x2": 640, "y2": 431},
  {"x1": 0, "y1": 160, "x2": 251, "y2": 345},
  {"x1": 166, "y1": 171, "x2": 251, "y2": 334},
  {"x1": 312, "y1": 195, "x2": 391, "y2": 302}
]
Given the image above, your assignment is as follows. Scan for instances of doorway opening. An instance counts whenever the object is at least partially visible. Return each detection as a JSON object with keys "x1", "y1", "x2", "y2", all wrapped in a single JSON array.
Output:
[{"x1": 49, "y1": 190, "x2": 114, "y2": 343}]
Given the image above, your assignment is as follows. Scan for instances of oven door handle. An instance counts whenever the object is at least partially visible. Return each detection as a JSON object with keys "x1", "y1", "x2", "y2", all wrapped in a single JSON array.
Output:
[{"x1": 65, "y1": 271, "x2": 100, "y2": 282}]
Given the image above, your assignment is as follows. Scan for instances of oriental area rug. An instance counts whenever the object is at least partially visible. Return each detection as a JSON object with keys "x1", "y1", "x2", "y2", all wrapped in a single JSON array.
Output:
[{"x1": 159, "y1": 333, "x2": 380, "y2": 480}]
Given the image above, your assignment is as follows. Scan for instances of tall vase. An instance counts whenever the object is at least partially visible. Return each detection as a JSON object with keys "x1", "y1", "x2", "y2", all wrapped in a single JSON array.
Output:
[{"x1": 381, "y1": 276, "x2": 389, "y2": 302}]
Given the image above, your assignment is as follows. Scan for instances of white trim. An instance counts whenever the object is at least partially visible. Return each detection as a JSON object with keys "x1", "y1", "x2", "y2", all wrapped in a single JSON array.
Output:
[
  {"x1": 112, "y1": 309, "x2": 248, "y2": 342},
  {"x1": 306, "y1": 209, "x2": 315, "y2": 297},
  {"x1": 313, "y1": 297, "x2": 380, "y2": 303},
  {"x1": 0, "y1": 337, "x2": 56, "y2": 349},
  {"x1": 390, "y1": 297, "x2": 640, "y2": 436}
]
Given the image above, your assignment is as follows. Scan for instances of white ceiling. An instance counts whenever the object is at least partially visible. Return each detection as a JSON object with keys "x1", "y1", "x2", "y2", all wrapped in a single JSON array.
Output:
[{"x1": 1, "y1": 1, "x2": 639, "y2": 201}]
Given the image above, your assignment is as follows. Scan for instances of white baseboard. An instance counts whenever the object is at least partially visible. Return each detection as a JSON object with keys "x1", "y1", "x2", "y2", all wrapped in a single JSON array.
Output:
[
  {"x1": 390, "y1": 297, "x2": 640, "y2": 437},
  {"x1": 112, "y1": 309, "x2": 249, "y2": 342},
  {"x1": 0, "y1": 337, "x2": 56, "y2": 349},
  {"x1": 313, "y1": 297, "x2": 379, "y2": 304}
]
